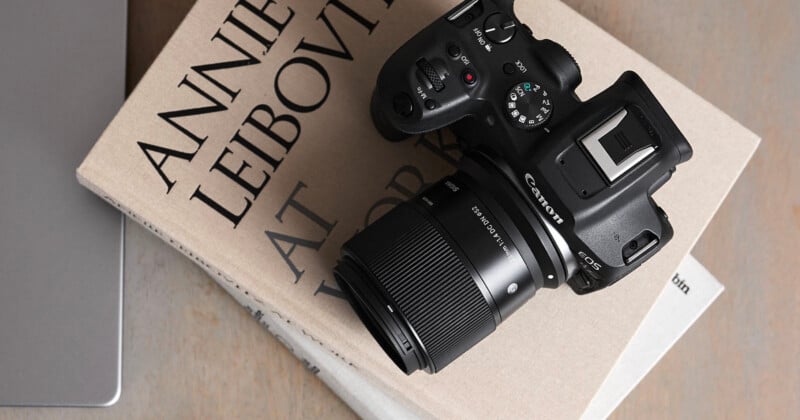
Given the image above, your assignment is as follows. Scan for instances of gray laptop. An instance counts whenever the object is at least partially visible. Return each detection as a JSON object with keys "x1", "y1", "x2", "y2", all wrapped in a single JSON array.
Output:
[{"x1": 0, "y1": 0, "x2": 127, "y2": 406}]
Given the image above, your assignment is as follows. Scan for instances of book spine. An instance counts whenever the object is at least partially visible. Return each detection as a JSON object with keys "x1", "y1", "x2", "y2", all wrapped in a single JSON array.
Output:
[{"x1": 77, "y1": 175, "x2": 428, "y2": 419}]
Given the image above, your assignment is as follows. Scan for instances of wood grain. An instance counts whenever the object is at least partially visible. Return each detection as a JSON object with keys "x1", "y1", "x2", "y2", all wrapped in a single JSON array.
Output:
[{"x1": 1, "y1": 0, "x2": 797, "y2": 418}]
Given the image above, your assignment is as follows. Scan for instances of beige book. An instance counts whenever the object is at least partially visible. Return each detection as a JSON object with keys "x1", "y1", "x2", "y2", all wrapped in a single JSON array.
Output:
[{"x1": 77, "y1": 0, "x2": 759, "y2": 417}]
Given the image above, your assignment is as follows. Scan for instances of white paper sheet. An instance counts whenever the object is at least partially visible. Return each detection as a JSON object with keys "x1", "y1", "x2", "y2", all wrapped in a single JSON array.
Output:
[{"x1": 581, "y1": 254, "x2": 724, "y2": 419}]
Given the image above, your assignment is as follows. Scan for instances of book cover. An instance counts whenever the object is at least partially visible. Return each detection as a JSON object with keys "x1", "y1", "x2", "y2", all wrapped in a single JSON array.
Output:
[
  {"x1": 256, "y1": 254, "x2": 724, "y2": 419},
  {"x1": 77, "y1": 0, "x2": 759, "y2": 417}
]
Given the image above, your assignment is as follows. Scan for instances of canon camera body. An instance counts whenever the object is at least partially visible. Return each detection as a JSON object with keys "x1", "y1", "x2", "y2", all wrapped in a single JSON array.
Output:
[{"x1": 334, "y1": 0, "x2": 693, "y2": 374}]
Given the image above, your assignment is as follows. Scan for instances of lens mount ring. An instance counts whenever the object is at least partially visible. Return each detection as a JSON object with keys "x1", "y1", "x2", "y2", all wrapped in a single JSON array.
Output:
[
  {"x1": 336, "y1": 158, "x2": 569, "y2": 374},
  {"x1": 460, "y1": 152, "x2": 572, "y2": 288}
]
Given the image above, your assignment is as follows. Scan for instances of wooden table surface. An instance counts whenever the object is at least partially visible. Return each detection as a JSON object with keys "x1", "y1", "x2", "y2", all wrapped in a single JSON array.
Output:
[{"x1": 2, "y1": 0, "x2": 797, "y2": 418}]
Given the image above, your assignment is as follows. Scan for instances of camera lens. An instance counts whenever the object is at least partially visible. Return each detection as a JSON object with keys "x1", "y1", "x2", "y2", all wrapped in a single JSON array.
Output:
[{"x1": 335, "y1": 156, "x2": 569, "y2": 374}]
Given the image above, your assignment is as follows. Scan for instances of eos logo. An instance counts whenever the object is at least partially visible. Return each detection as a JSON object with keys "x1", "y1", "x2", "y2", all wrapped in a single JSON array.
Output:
[
  {"x1": 578, "y1": 251, "x2": 602, "y2": 271},
  {"x1": 524, "y1": 173, "x2": 564, "y2": 225}
]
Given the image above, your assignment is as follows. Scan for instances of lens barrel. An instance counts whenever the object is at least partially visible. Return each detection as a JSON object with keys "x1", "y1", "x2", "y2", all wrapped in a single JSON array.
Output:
[{"x1": 335, "y1": 157, "x2": 567, "y2": 373}]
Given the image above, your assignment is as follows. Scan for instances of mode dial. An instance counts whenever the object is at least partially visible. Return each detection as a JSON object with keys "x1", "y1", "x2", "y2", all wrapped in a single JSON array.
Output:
[{"x1": 504, "y1": 82, "x2": 553, "y2": 129}]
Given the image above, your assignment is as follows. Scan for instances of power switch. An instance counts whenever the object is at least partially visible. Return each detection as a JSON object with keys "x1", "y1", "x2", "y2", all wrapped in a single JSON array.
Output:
[{"x1": 484, "y1": 13, "x2": 517, "y2": 44}]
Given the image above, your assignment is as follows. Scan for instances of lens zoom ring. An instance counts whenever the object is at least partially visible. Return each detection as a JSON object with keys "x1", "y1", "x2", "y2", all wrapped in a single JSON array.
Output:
[{"x1": 366, "y1": 209, "x2": 495, "y2": 371}]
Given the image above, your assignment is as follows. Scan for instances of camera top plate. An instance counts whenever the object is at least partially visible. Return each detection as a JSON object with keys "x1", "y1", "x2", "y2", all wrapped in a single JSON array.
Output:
[
  {"x1": 370, "y1": 0, "x2": 694, "y2": 295},
  {"x1": 371, "y1": 0, "x2": 582, "y2": 157}
]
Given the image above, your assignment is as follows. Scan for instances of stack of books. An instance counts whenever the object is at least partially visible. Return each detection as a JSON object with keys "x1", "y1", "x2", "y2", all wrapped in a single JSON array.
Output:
[{"x1": 77, "y1": 0, "x2": 759, "y2": 417}]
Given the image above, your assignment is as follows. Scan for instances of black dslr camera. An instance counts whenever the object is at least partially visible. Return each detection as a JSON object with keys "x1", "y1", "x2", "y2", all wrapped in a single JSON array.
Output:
[{"x1": 335, "y1": 0, "x2": 693, "y2": 374}]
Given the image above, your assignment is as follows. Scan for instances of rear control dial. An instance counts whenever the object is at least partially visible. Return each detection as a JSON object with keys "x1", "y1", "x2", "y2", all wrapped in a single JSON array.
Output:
[{"x1": 505, "y1": 82, "x2": 552, "y2": 129}]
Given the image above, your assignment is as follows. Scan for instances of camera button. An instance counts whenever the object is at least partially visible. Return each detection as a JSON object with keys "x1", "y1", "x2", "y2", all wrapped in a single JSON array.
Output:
[
  {"x1": 462, "y1": 69, "x2": 478, "y2": 85},
  {"x1": 484, "y1": 13, "x2": 517, "y2": 44},
  {"x1": 447, "y1": 44, "x2": 462, "y2": 58},
  {"x1": 393, "y1": 94, "x2": 414, "y2": 117}
]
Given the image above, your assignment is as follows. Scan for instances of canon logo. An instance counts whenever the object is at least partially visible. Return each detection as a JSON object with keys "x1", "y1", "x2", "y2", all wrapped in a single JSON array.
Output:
[{"x1": 523, "y1": 173, "x2": 564, "y2": 225}]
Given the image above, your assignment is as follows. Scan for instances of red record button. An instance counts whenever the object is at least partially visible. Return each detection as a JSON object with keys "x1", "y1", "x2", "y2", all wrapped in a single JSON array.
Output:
[{"x1": 462, "y1": 69, "x2": 477, "y2": 85}]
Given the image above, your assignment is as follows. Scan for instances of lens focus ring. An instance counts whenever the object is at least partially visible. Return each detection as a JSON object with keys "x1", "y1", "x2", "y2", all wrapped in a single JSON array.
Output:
[
  {"x1": 371, "y1": 208, "x2": 495, "y2": 371},
  {"x1": 339, "y1": 203, "x2": 496, "y2": 373}
]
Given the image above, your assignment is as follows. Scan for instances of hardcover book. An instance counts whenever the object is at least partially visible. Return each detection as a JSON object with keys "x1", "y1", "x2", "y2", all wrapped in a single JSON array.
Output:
[
  {"x1": 77, "y1": 0, "x2": 759, "y2": 417},
  {"x1": 243, "y1": 254, "x2": 725, "y2": 419}
]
